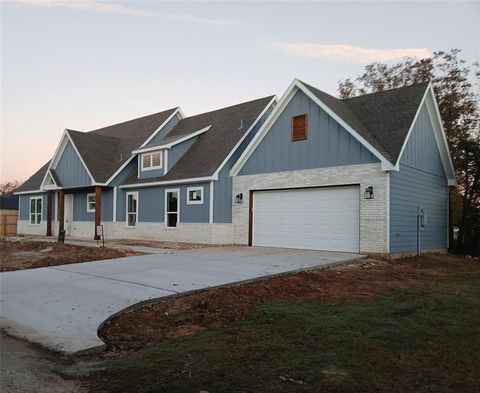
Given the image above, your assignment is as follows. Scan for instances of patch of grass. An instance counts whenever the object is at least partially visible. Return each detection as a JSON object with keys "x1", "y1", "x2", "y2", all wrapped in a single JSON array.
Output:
[{"x1": 89, "y1": 271, "x2": 480, "y2": 393}]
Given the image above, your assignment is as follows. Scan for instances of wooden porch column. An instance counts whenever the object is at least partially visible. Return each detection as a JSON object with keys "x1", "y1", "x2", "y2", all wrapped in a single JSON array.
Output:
[
  {"x1": 94, "y1": 186, "x2": 102, "y2": 240},
  {"x1": 58, "y1": 190, "x2": 65, "y2": 232},
  {"x1": 46, "y1": 191, "x2": 53, "y2": 236}
]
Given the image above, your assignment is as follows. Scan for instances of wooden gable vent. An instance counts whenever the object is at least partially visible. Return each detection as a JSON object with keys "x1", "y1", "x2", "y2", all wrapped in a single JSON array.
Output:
[{"x1": 291, "y1": 114, "x2": 308, "y2": 142}]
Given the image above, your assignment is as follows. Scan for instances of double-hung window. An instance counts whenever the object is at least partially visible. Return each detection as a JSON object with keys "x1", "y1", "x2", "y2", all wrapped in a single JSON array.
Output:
[
  {"x1": 141, "y1": 151, "x2": 162, "y2": 171},
  {"x1": 29, "y1": 196, "x2": 43, "y2": 225},
  {"x1": 87, "y1": 193, "x2": 96, "y2": 212},
  {"x1": 126, "y1": 192, "x2": 138, "y2": 227}
]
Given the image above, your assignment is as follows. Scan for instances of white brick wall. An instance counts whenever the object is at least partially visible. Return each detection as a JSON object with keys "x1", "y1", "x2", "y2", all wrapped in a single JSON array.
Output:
[
  {"x1": 19, "y1": 219, "x2": 234, "y2": 245},
  {"x1": 232, "y1": 163, "x2": 388, "y2": 253}
]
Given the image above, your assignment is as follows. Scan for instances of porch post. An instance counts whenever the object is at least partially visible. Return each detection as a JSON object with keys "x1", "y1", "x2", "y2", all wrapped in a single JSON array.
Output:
[
  {"x1": 94, "y1": 186, "x2": 102, "y2": 240},
  {"x1": 58, "y1": 190, "x2": 65, "y2": 232},
  {"x1": 46, "y1": 191, "x2": 53, "y2": 236}
]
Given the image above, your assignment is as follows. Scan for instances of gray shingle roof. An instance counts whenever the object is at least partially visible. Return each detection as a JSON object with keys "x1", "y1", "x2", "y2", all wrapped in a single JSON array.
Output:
[
  {"x1": 17, "y1": 109, "x2": 178, "y2": 191},
  {"x1": 17, "y1": 81, "x2": 430, "y2": 193},
  {"x1": 300, "y1": 80, "x2": 429, "y2": 164},
  {"x1": 123, "y1": 96, "x2": 275, "y2": 185},
  {"x1": 15, "y1": 161, "x2": 50, "y2": 192}
]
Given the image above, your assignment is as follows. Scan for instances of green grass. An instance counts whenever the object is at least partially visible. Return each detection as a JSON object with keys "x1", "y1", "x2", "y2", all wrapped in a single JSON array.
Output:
[{"x1": 89, "y1": 271, "x2": 480, "y2": 393}]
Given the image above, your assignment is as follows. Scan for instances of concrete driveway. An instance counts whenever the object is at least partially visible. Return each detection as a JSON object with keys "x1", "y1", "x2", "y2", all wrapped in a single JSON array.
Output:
[{"x1": 0, "y1": 247, "x2": 362, "y2": 354}]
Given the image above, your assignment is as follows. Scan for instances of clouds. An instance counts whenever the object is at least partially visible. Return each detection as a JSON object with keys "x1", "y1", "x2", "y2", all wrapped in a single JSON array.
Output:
[
  {"x1": 14, "y1": 0, "x2": 244, "y2": 28},
  {"x1": 13, "y1": 1, "x2": 432, "y2": 63},
  {"x1": 266, "y1": 42, "x2": 432, "y2": 63}
]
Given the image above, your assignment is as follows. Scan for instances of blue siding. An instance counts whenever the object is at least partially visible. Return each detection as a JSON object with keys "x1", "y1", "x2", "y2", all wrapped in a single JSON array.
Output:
[
  {"x1": 239, "y1": 90, "x2": 378, "y2": 175},
  {"x1": 147, "y1": 113, "x2": 181, "y2": 144},
  {"x1": 71, "y1": 189, "x2": 113, "y2": 222},
  {"x1": 180, "y1": 183, "x2": 210, "y2": 223},
  {"x1": 401, "y1": 105, "x2": 445, "y2": 177},
  {"x1": 110, "y1": 159, "x2": 137, "y2": 187},
  {"x1": 19, "y1": 194, "x2": 47, "y2": 221},
  {"x1": 138, "y1": 187, "x2": 164, "y2": 222},
  {"x1": 117, "y1": 183, "x2": 210, "y2": 224},
  {"x1": 55, "y1": 141, "x2": 92, "y2": 188},
  {"x1": 138, "y1": 151, "x2": 165, "y2": 179},
  {"x1": 168, "y1": 138, "x2": 197, "y2": 171},
  {"x1": 390, "y1": 103, "x2": 448, "y2": 253},
  {"x1": 138, "y1": 138, "x2": 197, "y2": 180},
  {"x1": 215, "y1": 103, "x2": 274, "y2": 223}
]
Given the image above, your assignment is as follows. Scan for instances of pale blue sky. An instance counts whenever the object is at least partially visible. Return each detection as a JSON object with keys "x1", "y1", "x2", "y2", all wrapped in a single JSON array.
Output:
[{"x1": 1, "y1": 1, "x2": 479, "y2": 182}]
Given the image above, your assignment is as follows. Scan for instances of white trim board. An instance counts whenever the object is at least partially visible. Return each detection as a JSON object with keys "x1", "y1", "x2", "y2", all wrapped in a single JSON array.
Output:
[
  {"x1": 132, "y1": 126, "x2": 211, "y2": 154},
  {"x1": 213, "y1": 96, "x2": 277, "y2": 179},
  {"x1": 393, "y1": 84, "x2": 455, "y2": 185},
  {"x1": 120, "y1": 176, "x2": 217, "y2": 189},
  {"x1": 139, "y1": 108, "x2": 183, "y2": 148},
  {"x1": 39, "y1": 130, "x2": 96, "y2": 191},
  {"x1": 230, "y1": 79, "x2": 395, "y2": 176}
]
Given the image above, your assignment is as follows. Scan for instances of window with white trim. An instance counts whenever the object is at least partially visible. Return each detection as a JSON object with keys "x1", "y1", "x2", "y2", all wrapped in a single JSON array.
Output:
[
  {"x1": 141, "y1": 151, "x2": 162, "y2": 171},
  {"x1": 126, "y1": 192, "x2": 138, "y2": 227},
  {"x1": 187, "y1": 186, "x2": 204, "y2": 205},
  {"x1": 165, "y1": 189, "x2": 179, "y2": 228},
  {"x1": 29, "y1": 196, "x2": 43, "y2": 225},
  {"x1": 87, "y1": 193, "x2": 96, "y2": 212}
]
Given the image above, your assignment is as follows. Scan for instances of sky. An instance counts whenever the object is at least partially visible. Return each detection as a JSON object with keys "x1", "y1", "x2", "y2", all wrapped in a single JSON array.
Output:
[{"x1": 1, "y1": 0, "x2": 479, "y2": 183}]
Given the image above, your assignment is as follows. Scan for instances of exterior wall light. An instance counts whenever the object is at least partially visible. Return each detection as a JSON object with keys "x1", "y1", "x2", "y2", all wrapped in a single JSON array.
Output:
[
  {"x1": 235, "y1": 193, "x2": 243, "y2": 203},
  {"x1": 364, "y1": 186, "x2": 374, "y2": 199}
]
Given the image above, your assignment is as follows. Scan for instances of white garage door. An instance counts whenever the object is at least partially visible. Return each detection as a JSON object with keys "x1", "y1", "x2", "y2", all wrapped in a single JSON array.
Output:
[{"x1": 252, "y1": 186, "x2": 360, "y2": 252}]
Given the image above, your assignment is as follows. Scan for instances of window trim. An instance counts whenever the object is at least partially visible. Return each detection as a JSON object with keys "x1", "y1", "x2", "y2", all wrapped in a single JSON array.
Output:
[
  {"x1": 291, "y1": 113, "x2": 308, "y2": 142},
  {"x1": 141, "y1": 150, "x2": 163, "y2": 171},
  {"x1": 125, "y1": 191, "x2": 139, "y2": 227},
  {"x1": 165, "y1": 188, "x2": 180, "y2": 229},
  {"x1": 186, "y1": 186, "x2": 204, "y2": 205},
  {"x1": 86, "y1": 193, "x2": 96, "y2": 213},
  {"x1": 29, "y1": 196, "x2": 43, "y2": 226}
]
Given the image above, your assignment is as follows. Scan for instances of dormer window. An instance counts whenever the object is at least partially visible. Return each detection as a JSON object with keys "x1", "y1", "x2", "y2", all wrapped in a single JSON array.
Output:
[{"x1": 141, "y1": 151, "x2": 163, "y2": 171}]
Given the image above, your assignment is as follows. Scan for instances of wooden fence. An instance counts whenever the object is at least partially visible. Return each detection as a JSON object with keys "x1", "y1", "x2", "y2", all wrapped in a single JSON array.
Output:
[{"x1": 0, "y1": 211, "x2": 18, "y2": 236}]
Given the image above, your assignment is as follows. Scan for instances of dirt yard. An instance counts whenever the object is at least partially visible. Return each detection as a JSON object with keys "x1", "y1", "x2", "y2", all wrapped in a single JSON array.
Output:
[
  {"x1": 108, "y1": 238, "x2": 211, "y2": 250},
  {"x1": 99, "y1": 253, "x2": 479, "y2": 352},
  {"x1": 0, "y1": 240, "x2": 141, "y2": 272}
]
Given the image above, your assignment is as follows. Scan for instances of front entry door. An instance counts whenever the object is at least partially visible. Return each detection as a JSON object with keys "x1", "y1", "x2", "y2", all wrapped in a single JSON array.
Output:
[{"x1": 64, "y1": 194, "x2": 73, "y2": 236}]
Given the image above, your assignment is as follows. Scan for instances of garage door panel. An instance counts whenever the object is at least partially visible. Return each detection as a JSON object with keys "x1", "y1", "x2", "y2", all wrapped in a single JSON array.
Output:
[{"x1": 253, "y1": 187, "x2": 360, "y2": 252}]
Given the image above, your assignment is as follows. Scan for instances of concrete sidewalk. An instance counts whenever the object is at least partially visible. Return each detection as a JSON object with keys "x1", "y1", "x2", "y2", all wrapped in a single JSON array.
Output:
[{"x1": 0, "y1": 247, "x2": 363, "y2": 354}]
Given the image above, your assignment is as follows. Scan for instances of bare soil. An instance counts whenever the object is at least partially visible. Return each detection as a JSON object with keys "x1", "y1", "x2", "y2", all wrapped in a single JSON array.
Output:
[
  {"x1": 107, "y1": 238, "x2": 212, "y2": 250},
  {"x1": 0, "y1": 240, "x2": 141, "y2": 272},
  {"x1": 99, "y1": 253, "x2": 479, "y2": 352}
]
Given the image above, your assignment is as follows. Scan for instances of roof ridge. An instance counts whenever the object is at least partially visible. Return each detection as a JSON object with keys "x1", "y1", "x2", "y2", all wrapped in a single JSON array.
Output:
[
  {"x1": 299, "y1": 80, "x2": 383, "y2": 150},
  {"x1": 88, "y1": 107, "x2": 179, "y2": 134},
  {"x1": 67, "y1": 128, "x2": 121, "y2": 141},
  {"x1": 183, "y1": 95, "x2": 275, "y2": 120},
  {"x1": 341, "y1": 81, "x2": 430, "y2": 102}
]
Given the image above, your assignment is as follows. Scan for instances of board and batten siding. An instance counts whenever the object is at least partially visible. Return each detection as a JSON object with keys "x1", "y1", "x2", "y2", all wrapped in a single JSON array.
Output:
[
  {"x1": 116, "y1": 183, "x2": 210, "y2": 224},
  {"x1": 239, "y1": 89, "x2": 378, "y2": 176},
  {"x1": 138, "y1": 138, "x2": 197, "y2": 180},
  {"x1": 19, "y1": 193, "x2": 47, "y2": 221},
  {"x1": 146, "y1": 112, "x2": 181, "y2": 145},
  {"x1": 168, "y1": 138, "x2": 197, "y2": 170},
  {"x1": 214, "y1": 104, "x2": 274, "y2": 223},
  {"x1": 70, "y1": 189, "x2": 113, "y2": 222},
  {"x1": 55, "y1": 141, "x2": 92, "y2": 188},
  {"x1": 390, "y1": 103, "x2": 448, "y2": 253}
]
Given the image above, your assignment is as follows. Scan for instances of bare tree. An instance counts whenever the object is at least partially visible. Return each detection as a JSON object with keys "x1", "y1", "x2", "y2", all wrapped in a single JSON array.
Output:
[
  {"x1": 0, "y1": 180, "x2": 23, "y2": 196},
  {"x1": 339, "y1": 49, "x2": 480, "y2": 254}
]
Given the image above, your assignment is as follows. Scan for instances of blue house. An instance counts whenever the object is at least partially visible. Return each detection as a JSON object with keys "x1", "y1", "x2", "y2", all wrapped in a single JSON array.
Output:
[{"x1": 16, "y1": 80, "x2": 454, "y2": 255}]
